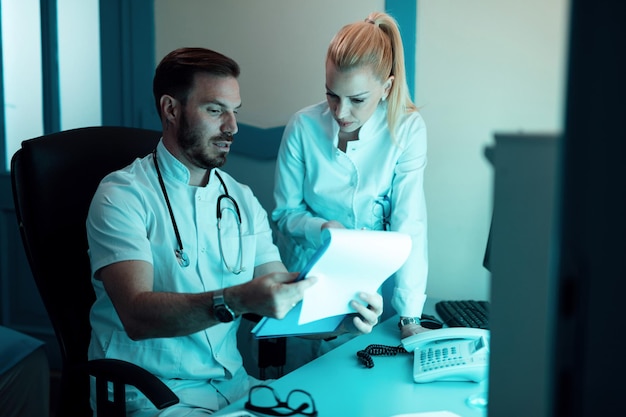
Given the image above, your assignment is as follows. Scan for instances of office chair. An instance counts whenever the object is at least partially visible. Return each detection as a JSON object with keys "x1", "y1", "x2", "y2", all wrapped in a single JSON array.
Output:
[{"x1": 10, "y1": 126, "x2": 179, "y2": 416}]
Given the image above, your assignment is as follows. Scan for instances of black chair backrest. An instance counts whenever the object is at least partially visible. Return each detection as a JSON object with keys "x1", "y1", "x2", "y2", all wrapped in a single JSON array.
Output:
[{"x1": 11, "y1": 126, "x2": 161, "y2": 416}]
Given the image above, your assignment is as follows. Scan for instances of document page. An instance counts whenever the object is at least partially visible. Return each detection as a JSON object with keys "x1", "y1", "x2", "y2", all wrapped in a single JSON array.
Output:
[{"x1": 252, "y1": 228, "x2": 412, "y2": 338}]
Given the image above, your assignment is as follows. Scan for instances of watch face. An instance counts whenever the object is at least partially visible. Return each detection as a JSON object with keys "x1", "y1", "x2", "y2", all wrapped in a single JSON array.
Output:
[
  {"x1": 399, "y1": 317, "x2": 420, "y2": 328},
  {"x1": 215, "y1": 305, "x2": 235, "y2": 323},
  {"x1": 213, "y1": 289, "x2": 235, "y2": 323}
]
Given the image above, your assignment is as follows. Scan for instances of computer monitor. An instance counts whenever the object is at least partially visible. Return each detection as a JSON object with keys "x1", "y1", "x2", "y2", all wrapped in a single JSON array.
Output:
[
  {"x1": 487, "y1": 2, "x2": 626, "y2": 416},
  {"x1": 485, "y1": 132, "x2": 560, "y2": 417}
]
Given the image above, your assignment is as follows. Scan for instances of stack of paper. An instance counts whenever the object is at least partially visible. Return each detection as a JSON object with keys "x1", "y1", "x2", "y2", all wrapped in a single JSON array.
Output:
[{"x1": 252, "y1": 228, "x2": 412, "y2": 338}]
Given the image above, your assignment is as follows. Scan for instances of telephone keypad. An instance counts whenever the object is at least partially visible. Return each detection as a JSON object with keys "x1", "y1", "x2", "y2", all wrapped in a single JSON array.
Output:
[{"x1": 419, "y1": 344, "x2": 467, "y2": 372}]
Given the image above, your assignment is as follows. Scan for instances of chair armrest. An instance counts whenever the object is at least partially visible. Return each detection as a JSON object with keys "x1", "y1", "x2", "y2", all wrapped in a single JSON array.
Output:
[{"x1": 88, "y1": 358, "x2": 179, "y2": 410}]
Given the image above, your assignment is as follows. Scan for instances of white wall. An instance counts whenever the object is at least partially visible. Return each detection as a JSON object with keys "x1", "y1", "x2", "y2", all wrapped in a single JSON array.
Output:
[
  {"x1": 416, "y1": 0, "x2": 569, "y2": 300},
  {"x1": 154, "y1": 0, "x2": 569, "y2": 302},
  {"x1": 154, "y1": 0, "x2": 384, "y2": 127}
]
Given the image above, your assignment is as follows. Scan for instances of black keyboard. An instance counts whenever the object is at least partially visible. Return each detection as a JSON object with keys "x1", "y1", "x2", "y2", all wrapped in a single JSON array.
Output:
[{"x1": 435, "y1": 300, "x2": 490, "y2": 329}]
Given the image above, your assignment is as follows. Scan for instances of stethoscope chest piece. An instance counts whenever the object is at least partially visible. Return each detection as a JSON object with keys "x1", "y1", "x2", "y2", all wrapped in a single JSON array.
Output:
[
  {"x1": 175, "y1": 249, "x2": 190, "y2": 268},
  {"x1": 154, "y1": 148, "x2": 243, "y2": 273}
]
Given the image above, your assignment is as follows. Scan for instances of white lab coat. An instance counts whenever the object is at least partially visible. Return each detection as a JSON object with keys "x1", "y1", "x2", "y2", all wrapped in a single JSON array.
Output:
[{"x1": 272, "y1": 100, "x2": 428, "y2": 318}]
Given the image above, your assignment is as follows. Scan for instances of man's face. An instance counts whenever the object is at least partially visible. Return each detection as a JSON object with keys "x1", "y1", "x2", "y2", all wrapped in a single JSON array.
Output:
[{"x1": 176, "y1": 73, "x2": 241, "y2": 170}]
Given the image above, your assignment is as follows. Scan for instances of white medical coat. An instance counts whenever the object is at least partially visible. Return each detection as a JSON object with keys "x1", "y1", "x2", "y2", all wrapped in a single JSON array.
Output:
[
  {"x1": 87, "y1": 140, "x2": 280, "y2": 409},
  {"x1": 272, "y1": 101, "x2": 428, "y2": 318}
]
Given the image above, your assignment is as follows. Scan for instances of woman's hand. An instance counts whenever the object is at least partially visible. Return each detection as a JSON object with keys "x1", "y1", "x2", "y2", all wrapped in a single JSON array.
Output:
[
  {"x1": 339, "y1": 291, "x2": 383, "y2": 335},
  {"x1": 400, "y1": 323, "x2": 430, "y2": 339},
  {"x1": 321, "y1": 220, "x2": 344, "y2": 230}
]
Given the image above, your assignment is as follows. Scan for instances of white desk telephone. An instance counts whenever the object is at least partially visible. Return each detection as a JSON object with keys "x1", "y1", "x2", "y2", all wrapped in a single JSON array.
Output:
[{"x1": 401, "y1": 327, "x2": 490, "y2": 383}]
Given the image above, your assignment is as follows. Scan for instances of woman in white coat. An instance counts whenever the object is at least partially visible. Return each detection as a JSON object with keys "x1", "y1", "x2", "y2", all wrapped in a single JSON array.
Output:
[{"x1": 272, "y1": 11, "x2": 431, "y2": 372}]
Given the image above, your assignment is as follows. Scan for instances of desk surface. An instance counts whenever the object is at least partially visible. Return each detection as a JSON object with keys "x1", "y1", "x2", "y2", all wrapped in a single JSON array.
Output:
[{"x1": 216, "y1": 301, "x2": 488, "y2": 417}]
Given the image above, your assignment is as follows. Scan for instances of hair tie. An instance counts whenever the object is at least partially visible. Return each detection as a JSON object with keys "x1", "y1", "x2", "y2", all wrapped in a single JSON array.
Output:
[{"x1": 365, "y1": 18, "x2": 376, "y2": 24}]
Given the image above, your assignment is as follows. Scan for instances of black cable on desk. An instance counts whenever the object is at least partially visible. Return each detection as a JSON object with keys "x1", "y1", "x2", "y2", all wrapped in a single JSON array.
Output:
[{"x1": 356, "y1": 344, "x2": 409, "y2": 368}]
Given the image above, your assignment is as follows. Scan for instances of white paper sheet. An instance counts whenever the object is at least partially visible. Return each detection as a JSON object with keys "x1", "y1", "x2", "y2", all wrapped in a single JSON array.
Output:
[
  {"x1": 298, "y1": 228, "x2": 412, "y2": 324},
  {"x1": 252, "y1": 228, "x2": 412, "y2": 338}
]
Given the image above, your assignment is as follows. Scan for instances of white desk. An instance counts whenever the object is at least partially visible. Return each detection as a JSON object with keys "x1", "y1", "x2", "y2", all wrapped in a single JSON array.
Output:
[{"x1": 216, "y1": 305, "x2": 488, "y2": 417}]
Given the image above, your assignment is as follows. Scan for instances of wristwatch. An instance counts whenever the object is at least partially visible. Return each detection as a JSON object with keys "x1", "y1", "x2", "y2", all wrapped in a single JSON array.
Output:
[
  {"x1": 398, "y1": 316, "x2": 421, "y2": 329},
  {"x1": 213, "y1": 289, "x2": 236, "y2": 323}
]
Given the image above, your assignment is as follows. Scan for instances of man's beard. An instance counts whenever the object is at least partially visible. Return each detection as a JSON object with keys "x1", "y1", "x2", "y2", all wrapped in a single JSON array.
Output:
[{"x1": 177, "y1": 111, "x2": 228, "y2": 169}]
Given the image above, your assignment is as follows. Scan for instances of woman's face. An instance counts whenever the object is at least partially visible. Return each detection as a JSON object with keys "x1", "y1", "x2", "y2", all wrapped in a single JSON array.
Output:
[{"x1": 325, "y1": 61, "x2": 392, "y2": 135}]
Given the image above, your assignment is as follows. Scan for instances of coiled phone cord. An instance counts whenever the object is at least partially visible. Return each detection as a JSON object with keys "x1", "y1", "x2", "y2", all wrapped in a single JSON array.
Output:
[{"x1": 356, "y1": 344, "x2": 409, "y2": 368}]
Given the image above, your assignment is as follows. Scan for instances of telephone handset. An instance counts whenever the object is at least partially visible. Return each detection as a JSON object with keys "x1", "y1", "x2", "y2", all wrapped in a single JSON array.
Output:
[{"x1": 401, "y1": 327, "x2": 490, "y2": 383}]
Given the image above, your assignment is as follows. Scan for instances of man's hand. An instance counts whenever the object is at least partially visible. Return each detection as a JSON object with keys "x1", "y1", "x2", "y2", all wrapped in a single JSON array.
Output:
[{"x1": 227, "y1": 270, "x2": 317, "y2": 319}]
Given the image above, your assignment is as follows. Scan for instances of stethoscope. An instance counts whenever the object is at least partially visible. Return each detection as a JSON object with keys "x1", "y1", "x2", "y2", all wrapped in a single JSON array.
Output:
[{"x1": 153, "y1": 148, "x2": 245, "y2": 274}]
